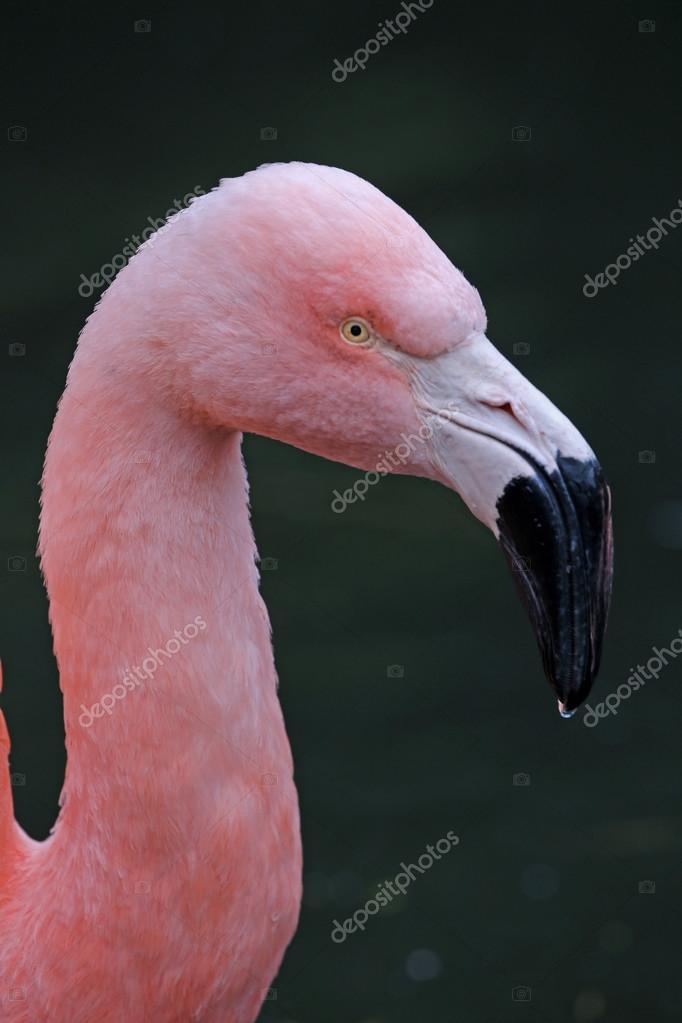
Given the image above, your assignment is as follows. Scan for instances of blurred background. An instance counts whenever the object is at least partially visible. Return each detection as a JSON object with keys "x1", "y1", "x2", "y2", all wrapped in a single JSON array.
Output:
[{"x1": 2, "y1": 1, "x2": 681, "y2": 1020}]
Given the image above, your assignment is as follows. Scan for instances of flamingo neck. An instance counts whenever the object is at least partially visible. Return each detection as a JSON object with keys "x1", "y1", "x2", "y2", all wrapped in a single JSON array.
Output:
[{"x1": 39, "y1": 355, "x2": 287, "y2": 858}]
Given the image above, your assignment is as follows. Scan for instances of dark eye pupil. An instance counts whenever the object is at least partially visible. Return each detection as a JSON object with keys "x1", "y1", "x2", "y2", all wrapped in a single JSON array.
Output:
[{"x1": 350, "y1": 324, "x2": 362, "y2": 336}]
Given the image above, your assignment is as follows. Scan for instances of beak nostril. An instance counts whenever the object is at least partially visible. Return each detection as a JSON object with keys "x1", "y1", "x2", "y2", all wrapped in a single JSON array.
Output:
[
  {"x1": 477, "y1": 395, "x2": 549, "y2": 454},
  {"x1": 478, "y1": 390, "x2": 518, "y2": 418},
  {"x1": 480, "y1": 396, "x2": 526, "y2": 429}
]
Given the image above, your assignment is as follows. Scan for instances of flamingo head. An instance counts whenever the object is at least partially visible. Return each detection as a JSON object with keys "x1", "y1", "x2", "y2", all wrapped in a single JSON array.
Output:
[{"x1": 129, "y1": 162, "x2": 613, "y2": 715}]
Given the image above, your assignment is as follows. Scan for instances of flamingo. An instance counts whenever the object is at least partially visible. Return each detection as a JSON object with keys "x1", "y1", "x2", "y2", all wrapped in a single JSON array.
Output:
[{"x1": 0, "y1": 162, "x2": 613, "y2": 1022}]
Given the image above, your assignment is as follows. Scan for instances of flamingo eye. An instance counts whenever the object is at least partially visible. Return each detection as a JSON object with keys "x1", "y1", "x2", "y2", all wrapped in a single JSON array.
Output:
[{"x1": 340, "y1": 318, "x2": 371, "y2": 345}]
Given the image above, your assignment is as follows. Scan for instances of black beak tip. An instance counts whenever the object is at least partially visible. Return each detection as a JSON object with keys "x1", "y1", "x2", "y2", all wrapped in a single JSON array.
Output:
[{"x1": 496, "y1": 454, "x2": 613, "y2": 716}]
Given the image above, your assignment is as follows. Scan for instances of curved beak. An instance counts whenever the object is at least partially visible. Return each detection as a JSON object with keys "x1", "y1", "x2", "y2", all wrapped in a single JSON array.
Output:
[{"x1": 411, "y1": 333, "x2": 613, "y2": 715}]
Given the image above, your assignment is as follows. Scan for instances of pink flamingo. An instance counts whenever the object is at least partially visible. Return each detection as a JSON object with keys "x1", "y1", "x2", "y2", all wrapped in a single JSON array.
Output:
[{"x1": 0, "y1": 163, "x2": 612, "y2": 1022}]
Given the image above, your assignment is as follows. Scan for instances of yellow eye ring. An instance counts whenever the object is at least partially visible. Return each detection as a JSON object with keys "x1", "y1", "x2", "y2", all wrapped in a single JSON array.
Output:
[{"x1": 340, "y1": 317, "x2": 371, "y2": 345}]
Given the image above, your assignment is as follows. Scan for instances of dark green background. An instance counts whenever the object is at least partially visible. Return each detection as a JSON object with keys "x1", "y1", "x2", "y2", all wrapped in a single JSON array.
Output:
[{"x1": 3, "y1": 2, "x2": 681, "y2": 1020}]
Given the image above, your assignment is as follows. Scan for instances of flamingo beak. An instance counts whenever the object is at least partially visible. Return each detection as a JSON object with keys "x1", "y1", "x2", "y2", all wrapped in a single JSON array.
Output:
[{"x1": 412, "y1": 332, "x2": 613, "y2": 715}]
